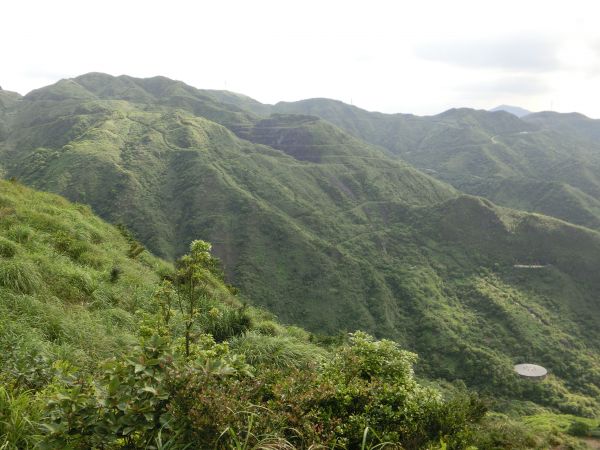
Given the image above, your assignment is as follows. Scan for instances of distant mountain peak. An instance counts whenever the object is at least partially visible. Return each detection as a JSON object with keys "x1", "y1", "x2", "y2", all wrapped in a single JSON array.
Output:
[{"x1": 490, "y1": 105, "x2": 532, "y2": 118}]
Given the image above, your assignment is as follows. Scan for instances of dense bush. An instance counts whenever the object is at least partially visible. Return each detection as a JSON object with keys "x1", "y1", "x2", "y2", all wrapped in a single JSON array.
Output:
[
  {"x1": 44, "y1": 335, "x2": 177, "y2": 449},
  {"x1": 41, "y1": 330, "x2": 485, "y2": 449},
  {"x1": 567, "y1": 420, "x2": 591, "y2": 437}
]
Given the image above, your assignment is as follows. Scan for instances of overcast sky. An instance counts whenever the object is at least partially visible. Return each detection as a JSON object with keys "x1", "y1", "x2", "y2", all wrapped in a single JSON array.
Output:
[{"x1": 3, "y1": 0, "x2": 600, "y2": 117}]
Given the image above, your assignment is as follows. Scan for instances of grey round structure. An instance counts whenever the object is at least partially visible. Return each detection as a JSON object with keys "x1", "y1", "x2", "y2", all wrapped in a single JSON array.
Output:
[{"x1": 514, "y1": 363, "x2": 547, "y2": 380}]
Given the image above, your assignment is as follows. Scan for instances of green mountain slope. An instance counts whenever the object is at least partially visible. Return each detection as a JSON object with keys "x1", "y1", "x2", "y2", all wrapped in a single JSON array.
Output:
[
  {"x1": 0, "y1": 75, "x2": 455, "y2": 337},
  {"x1": 0, "y1": 89, "x2": 21, "y2": 160},
  {"x1": 267, "y1": 98, "x2": 600, "y2": 232},
  {"x1": 3, "y1": 75, "x2": 600, "y2": 416},
  {"x1": 0, "y1": 179, "x2": 511, "y2": 450}
]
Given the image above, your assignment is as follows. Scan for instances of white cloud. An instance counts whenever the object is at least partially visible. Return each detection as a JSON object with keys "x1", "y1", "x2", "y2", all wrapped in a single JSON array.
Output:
[
  {"x1": 1, "y1": 0, "x2": 600, "y2": 117},
  {"x1": 414, "y1": 35, "x2": 561, "y2": 72}
]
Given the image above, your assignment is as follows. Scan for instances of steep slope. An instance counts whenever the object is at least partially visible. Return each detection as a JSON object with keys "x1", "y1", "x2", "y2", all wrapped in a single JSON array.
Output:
[
  {"x1": 0, "y1": 89, "x2": 21, "y2": 167},
  {"x1": 3, "y1": 75, "x2": 600, "y2": 415},
  {"x1": 0, "y1": 75, "x2": 456, "y2": 338},
  {"x1": 0, "y1": 178, "x2": 167, "y2": 368}
]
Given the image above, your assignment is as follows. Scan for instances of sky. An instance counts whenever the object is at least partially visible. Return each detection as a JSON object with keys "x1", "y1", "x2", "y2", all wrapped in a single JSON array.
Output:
[{"x1": 2, "y1": 0, "x2": 600, "y2": 117}]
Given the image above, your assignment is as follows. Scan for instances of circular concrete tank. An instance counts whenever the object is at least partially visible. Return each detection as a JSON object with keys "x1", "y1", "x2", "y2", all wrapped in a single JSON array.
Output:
[{"x1": 514, "y1": 363, "x2": 548, "y2": 380}]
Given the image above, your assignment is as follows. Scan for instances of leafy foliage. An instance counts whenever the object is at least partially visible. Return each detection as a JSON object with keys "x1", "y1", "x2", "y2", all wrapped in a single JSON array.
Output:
[{"x1": 44, "y1": 335, "x2": 176, "y2": 448}]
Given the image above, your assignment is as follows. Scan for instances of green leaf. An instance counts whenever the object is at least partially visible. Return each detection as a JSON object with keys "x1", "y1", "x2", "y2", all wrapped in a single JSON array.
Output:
[
  {"x1": 140, "y1": 386, "x2": 158, "y2": 395},
  {"x1": 122, "y1": 426, "x2": 135, "y2": 435}
]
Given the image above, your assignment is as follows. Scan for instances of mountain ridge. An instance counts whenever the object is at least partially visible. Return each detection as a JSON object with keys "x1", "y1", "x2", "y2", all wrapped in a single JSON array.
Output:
[
  {"x1": 2, "y1": 73, "x2": 600, "y2": 415},
  {"x1": 250, "y1": 93, "x2": 600, "y2": 231}
]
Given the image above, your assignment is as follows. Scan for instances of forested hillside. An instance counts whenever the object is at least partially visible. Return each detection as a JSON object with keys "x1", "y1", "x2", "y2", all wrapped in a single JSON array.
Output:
[{"x1": 2, "y1": 74, "x2": 600, "y2": 421}]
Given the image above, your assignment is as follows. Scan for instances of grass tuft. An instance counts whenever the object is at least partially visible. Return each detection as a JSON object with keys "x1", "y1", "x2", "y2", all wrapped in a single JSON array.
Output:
[
  {"x1": 0, "y1": 259, "x2": 42, "y2": 294},
  {"x1": 0, "y1": 236, "x2": 18, "y2": 258},
  {"x1": 229, "y1": 331, "x2": 327, "y2": 370}
]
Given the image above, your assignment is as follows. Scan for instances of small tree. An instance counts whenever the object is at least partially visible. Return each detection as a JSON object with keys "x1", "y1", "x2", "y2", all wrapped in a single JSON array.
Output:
[{"x1": 174, "y1": 240, "x2": 217, "y2": 357}]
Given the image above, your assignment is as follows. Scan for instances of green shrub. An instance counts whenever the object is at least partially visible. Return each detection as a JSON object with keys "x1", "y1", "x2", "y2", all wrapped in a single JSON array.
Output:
[
  {"x1": 35, "y1": 319, "x2": 486, "y2": 449},
  {"x1": 311, "y1": 331, "x2": 487, "y2": 448},
  {"x1": 0, "y1": 236, "x2": 17, "y2": 258},
  {"x1": 6, "y1": 352, "x2": 54, "y2": 392},
  {"x1": 201, "y1": 306, "x2": 252, "y2": 342},
  {"x1": 43, "y1": 335, "x2": 177, "y2": 449},
  {"x1": 176, "y1": 331, "x2": 485, "y2": 449},
  {"x1": 42, "y1": 334, "x2": 250, "y2": 449},
  {"x1": 567, "y1": 420, "x2": 591, "y2": 437},
  {"x1": 0, "y1": 259, "x2": 42, "y2": 294}
]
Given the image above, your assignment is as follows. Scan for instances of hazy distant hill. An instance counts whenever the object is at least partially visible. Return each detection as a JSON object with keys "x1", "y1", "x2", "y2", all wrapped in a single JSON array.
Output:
[
  {"x1": 524, "y1": 110, "x2": 600, "y2": 142},
  {"x1": 2, "y1": 74, "x2": 600, "y2": 413},
  {"x1": 490, "y1": 104, "x2": 532, "y2": 117}
]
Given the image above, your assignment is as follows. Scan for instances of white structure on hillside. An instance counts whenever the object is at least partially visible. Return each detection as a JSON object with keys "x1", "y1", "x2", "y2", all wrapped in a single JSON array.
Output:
[{"x1": 514, "y1": 363, "x2": 547, "y2": 380}]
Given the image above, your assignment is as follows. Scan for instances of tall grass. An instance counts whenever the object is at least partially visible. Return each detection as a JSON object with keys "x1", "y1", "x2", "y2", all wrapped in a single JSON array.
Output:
[
  {"x1": 0, "y1": 260, "x2": 42, "y2": 294},
  {"x1": 6, "y1": 225, "x2": 34, "y2": 244},
  {"x1": 0, "y1": 386, "x2": 41, "y2": 449},
  {"x1": 218, "y1": 410, "x2": 296, "y2": 450},
  {"x1": 229, "y1": 332, "x2": 327, "y2": 370}
]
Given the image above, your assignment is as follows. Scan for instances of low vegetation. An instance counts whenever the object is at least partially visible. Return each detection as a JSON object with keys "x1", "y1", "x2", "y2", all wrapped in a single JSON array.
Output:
[{"x1": 0, "y1": 180, "x2": 493, "y2": 448}]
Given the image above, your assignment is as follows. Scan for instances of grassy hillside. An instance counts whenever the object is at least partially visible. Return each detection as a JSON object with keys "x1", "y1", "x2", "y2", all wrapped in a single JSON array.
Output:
[
  {"x1": 0, "y1": 179, "x2": 167, "y2": 369},
  {"x1": 3, "y1": 75, "x2": 600, "y2": 420},
  {"x1": 2, "y1": 180, "x2": 599, "y2": 449},
  {"x1": 0, "y1": 179, "x2": 506, "y2": 449},
  {"x1": 0, "y1": 174, "x2": 320, "y2": 378}
]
